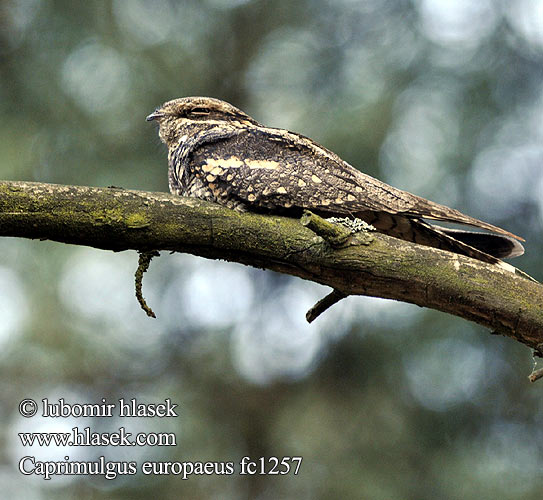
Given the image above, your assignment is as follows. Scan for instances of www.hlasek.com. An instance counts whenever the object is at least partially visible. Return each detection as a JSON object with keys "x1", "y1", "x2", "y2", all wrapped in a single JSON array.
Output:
[
  {"x1": 19, "y1": 426, "x2": 176, "y2": 447},
  {"x1": 17, "y1": 398, "x2": 302, "y2": 480}
]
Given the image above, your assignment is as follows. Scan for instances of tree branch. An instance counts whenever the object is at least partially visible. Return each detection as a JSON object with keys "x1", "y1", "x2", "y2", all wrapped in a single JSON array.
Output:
[{"x1": 1, "y1": 180, "x2": 542, "y2": 350}]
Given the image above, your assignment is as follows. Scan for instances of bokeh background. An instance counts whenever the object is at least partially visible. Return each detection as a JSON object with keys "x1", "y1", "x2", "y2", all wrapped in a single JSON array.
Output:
[{"x1": 2, "y1": 0, "x2": 543, "y2": 498}]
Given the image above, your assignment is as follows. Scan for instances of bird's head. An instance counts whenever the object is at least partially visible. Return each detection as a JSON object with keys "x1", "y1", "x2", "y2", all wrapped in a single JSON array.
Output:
[{"x1": 146, "y1": 96, "x2": 259, "y2": 148}]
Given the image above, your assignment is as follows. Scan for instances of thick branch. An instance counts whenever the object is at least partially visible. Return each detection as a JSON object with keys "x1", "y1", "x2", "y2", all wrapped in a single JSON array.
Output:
[{"x1": 1, "y1": 180, "x2": 542, "y2": 349}]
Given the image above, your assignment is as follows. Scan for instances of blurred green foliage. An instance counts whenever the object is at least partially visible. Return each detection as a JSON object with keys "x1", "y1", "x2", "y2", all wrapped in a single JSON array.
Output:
[{"x1": 1, "y1": 0, "x2": 543, "y2": 498}]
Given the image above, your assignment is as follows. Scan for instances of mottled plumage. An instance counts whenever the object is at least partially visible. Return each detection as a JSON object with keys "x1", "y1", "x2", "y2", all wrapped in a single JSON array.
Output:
[{"x1": 147, "y1": 97, "x2": 524, "y2": 263}]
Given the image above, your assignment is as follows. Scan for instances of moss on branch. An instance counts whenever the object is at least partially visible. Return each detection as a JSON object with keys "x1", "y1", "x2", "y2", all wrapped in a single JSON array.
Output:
[{"x1": 1, "y1": 180, "x2": 542, "y2": 352}]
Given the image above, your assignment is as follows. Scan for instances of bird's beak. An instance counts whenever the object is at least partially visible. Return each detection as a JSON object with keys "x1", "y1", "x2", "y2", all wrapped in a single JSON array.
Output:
[{"x1": 146, "y1": 110, "x2": 165, "y2": 122}]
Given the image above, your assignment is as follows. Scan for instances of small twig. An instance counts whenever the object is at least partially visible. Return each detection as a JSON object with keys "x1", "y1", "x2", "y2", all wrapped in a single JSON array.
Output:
[
  {"x1": 135, "y1": 250, "x2": 159, "y2": 318},
  {"x1": 528, "y1": 367, "x2": 543, "y2": 383},
  {"x1": 306, "y1": 289, "x2": 348, "y2": 323},
  {"x1": 300, "y1": 210, "x2": 353, "y2": 247}
]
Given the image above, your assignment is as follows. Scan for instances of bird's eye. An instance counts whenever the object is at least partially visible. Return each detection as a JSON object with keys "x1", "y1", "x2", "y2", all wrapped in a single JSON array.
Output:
[{"x1": 189, "y1": 107, "x2": 210, "y2": 116}]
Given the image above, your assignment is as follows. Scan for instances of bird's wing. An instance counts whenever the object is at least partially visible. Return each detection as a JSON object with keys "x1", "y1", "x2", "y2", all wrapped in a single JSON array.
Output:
[
  {"x1": 187, "y1": 127, "x2": 522, "y2": 241},
  {"x1": 188, "y1": 127, "x2": 406, "y2": 212}
]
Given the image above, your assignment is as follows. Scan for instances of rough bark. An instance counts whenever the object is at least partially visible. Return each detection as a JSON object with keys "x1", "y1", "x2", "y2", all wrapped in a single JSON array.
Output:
[{"x1": 1, "y1": 180, "x2": 542, "y2": 350}]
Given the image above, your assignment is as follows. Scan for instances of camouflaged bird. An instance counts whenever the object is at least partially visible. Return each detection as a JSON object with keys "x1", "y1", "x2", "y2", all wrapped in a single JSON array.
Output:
[{"x1": 147, "y1": 96, "x2": 524, "y2": 264}]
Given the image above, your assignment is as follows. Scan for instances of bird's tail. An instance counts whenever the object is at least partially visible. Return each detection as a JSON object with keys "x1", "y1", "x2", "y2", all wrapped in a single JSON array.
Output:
[
  {"x1": 391, "y1": 218, "x2": 501, "y2": 264},
  {"x1": 410, "y1": 198, "x2": 525, "y2": 242},
  {"x1": 437, "y1": 227, "x2": 524, "y2": 259},
  {"x1": 405, "y1": 220, "x2": 524, "y2": 264},
  {"x1": 358, "y1": 212, "x2": 524, "y2": 264}
]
